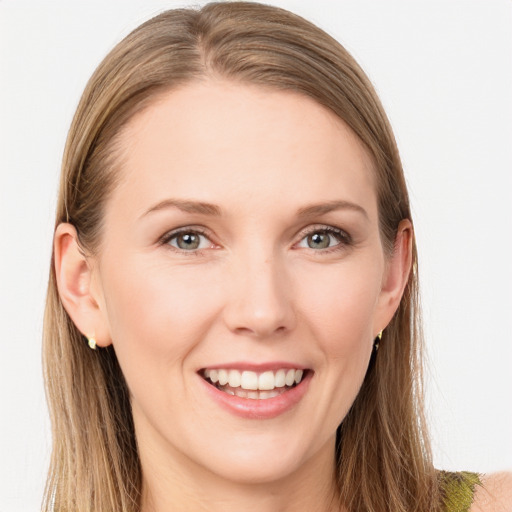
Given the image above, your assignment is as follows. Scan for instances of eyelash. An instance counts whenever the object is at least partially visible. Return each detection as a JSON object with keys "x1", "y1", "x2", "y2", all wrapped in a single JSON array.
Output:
[
  {"x1": 159, "y1": 227, "x2": 213, "y2": 257},
  {"x1": 159, "y1": 224, "x2": 352, "y2": 256},
  {"x1": 295, "y1": 225, "x2": 352, "y2": 254}
]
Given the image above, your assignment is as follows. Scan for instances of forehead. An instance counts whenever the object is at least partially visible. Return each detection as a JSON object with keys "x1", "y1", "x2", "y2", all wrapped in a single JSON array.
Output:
[{"x1": 110, "y1": 80, "x2": 377, "y2": 221}]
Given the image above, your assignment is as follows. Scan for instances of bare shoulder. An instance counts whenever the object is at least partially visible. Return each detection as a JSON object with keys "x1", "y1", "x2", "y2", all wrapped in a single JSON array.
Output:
[{"x1": 471, "y1": 472, "x2": 512, "y2": 512}]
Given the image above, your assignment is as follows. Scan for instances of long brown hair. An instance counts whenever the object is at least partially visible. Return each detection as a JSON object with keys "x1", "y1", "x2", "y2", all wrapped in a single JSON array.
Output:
[{"x1": 43, "y1": 3, "x2": 439, "y2": 511}]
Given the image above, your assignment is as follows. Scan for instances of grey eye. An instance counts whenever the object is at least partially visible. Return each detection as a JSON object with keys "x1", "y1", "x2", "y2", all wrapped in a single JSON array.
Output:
[
  {"x1": 298, "y1": 229, "x2": 343, "y2": 250},
  {"x1": 307, "y1": 232, "x2": 331, "y2": 249},
  {"x1": 177, "y1": 233, "x2": 200, "y2": 249},
  {"x1": 168, "y1": 231, "x2": 210, "y2": 250}
]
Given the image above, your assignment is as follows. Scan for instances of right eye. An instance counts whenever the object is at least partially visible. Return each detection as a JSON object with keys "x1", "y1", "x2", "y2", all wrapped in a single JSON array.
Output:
[{"x1": 163, "y1": 229, "x2": 213, "y2": 251}]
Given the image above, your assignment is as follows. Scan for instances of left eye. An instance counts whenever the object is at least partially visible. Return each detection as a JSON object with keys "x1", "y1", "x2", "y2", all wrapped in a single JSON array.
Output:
[
  {"x1": 166, "y1": 231, "x2": 212, "y2": 251},
  {"x1": 297, "y1": 229, "x2": 344, "y2": 250}
]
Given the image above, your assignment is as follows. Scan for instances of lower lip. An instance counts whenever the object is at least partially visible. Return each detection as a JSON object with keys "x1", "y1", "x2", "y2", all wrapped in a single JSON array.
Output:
[{"x1": 199, "y1": 372, "x2": 312, "y2": 420}]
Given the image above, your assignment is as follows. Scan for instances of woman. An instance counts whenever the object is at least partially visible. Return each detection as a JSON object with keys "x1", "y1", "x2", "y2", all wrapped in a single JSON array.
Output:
[{"x1": 43, "y1": 2, "x2": 510, "y2": 511}]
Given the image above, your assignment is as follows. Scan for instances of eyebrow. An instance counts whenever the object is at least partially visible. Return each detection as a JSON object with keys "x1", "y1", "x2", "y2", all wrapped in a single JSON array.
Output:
[
  {"x1": 141, "y1": 198, "x2": 368, "y2": 220},
  {"x1": 297, "y1": 200, "x2": 369, "y2": 220},
  {"x1": 141, "y1": 199, "x2": 222, "y2": 218}
]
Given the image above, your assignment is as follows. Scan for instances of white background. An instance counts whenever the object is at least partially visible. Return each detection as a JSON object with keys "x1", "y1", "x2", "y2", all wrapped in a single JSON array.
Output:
[{"x1": 1, "y1": 1, "x2": 511, "y2": 510}]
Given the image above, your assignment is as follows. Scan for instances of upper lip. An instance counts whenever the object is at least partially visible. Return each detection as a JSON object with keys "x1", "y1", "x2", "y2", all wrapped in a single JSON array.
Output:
[{"x1": 198, "y1": 361, "x2": 310, "y2": 372}]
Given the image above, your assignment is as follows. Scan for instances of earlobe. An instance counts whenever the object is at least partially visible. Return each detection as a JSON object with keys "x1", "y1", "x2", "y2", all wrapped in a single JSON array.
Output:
[
  {"x1": 375, "y1": 219, "x2": 413, "y2": 332},
  {"x1": 53, "y1": 223, "x2": 111, "y2": 347}
]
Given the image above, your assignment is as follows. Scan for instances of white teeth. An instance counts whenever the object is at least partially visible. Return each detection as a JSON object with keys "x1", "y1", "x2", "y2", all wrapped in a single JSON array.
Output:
[
  {"x1": 285, "y1": 369, "x2": 295, "y2": 386},
  {"x1": 218, "y1": 369, "x2": 229, "y2": 386},
  {"x1": 228, "y1": 369, "x2": 241, "y2": 388},
  {"x1": 275, "y1": 369, "x2": 286, "y2": 388},
  {"x1": 223, "y1": 388, "x2": 286, "y2": 400},
  {"x1": 235, "y1": 388, "x2": 248, "y2": 399},
  {"x1": 240, "y1": 371, "x2": 258, "y2": 390},
  {"x1": 204, "y1": 367, "x2": 306, "y2": 392},
  {"x1": 258, "y1": 371, "x2": 275, "y2": 390}
]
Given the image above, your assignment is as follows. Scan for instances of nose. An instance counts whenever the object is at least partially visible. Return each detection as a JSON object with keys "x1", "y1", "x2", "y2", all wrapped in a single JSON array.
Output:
[{"x1": 222, "y1": 250, "x2": 296, "y2": 339}]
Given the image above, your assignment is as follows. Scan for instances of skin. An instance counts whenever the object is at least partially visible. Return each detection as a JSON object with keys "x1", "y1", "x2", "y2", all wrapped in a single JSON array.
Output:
[
  {"x1": 55, "y1": 81, "x2": 414, "y2": 512},
  {"x1": 472, "y1": 473, "x2": 512, "y2": 512}
]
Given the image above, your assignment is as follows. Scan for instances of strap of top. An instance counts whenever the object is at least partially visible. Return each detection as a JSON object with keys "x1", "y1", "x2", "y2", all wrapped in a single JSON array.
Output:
[{"x1": 439, "y1": 471, "x2": 482, "y2": 512}]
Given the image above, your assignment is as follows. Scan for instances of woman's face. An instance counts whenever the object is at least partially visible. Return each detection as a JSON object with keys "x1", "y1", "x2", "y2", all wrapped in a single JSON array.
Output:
[{"x1": 89, "y1": 81, "x2": 403, "y2": 486}]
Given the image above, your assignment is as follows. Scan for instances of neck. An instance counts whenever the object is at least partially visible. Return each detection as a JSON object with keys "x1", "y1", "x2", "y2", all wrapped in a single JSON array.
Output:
[{"x1": 139, "y1": 434, "x2": 342, "y2": 512}]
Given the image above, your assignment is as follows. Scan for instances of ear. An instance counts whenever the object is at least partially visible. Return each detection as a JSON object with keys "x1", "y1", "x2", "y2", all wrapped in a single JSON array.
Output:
[
  {"x1": 374, "y1": 219, "x2": 413, "y2": 335},
  {"x1": 53, "y1": 223, "x2": 112, "y2": 348}
]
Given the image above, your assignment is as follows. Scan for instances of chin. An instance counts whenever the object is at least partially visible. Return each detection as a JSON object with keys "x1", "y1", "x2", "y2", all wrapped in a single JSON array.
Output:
[
  {"x1": 203, "y1": 450, "x2": 306, "y2": 485},
  {"x1": 185, "y1": 427, "x2": 325, "y2": 486}
]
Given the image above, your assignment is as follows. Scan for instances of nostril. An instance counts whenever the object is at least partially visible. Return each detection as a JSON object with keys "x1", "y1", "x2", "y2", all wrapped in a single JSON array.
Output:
[{"x1": 231, "y1": 323, "x2": 288, "y2": 338}]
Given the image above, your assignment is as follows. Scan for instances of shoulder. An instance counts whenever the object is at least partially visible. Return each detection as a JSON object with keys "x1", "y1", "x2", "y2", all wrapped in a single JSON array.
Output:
[{"x1": 471, "y1": 471, "x2": 512, "y2": 512}]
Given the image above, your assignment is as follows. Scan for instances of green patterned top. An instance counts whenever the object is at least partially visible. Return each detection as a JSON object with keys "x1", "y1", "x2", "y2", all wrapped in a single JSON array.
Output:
[{"x1": 440, "y1": 471, "x2": 482, "y2": 512}]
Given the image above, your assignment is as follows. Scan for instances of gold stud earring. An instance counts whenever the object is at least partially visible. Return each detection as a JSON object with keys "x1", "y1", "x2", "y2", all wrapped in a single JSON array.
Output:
[
  {"x1": 87, "y1": 337, "x2": 97, "y2": 350},
  {"x1": 374, "y1": 330, "x2": 383, "y2": 351}
]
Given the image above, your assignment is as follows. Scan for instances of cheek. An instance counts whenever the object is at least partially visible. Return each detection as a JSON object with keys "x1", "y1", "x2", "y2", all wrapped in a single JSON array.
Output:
[
  {"x1": 99, "y1": 257, "x2": 224, "y2": 377},
  {"x1": 298, "y1": 256, "x2": 382, "y2": 408},
  {"x1": 280, "y1": 257, "x2": 383, "y2": 447},
  {"x1": 297, "y1": 258, "x2": 383, "y2": 355}
]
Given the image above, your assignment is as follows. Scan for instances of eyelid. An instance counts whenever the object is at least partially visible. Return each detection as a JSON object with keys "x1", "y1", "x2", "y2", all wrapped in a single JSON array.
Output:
[
  {"x1": 159, "y1": 226, "x2": 217, "y2": 253},
  {"x1": 294, "y1": 224, "x2": 352, "y2": 251}
]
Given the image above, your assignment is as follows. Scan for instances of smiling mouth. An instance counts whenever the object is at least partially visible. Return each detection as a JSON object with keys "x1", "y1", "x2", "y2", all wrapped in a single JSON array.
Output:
[{"x1": 200, "y1": 368, "x2": 308, "y2": 400}]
